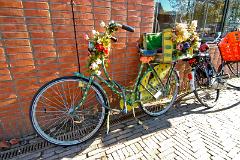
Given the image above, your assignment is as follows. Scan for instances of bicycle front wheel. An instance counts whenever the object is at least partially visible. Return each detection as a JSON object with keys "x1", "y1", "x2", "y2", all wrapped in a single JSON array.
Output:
[
  {"x1": 138, "y1": 66, "x2": 179, "y2": 116},
  {"x1": 218, "y1": 62, "x2": 240, "y2": 89},
  {"x1": 193, "y1": 67, "x2": 220, "y2": 108},
  {"x1": 30, "y1": 76, "x2": 108, "y2": 146}
]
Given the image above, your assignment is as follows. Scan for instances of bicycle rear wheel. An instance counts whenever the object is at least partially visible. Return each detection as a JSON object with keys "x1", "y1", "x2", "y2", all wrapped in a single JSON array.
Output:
[
  {"x1": 138, "y1": 65, "x2": 179, "y2": 116},
  {"x1": 30, "y1": 76, "x2": 108, "y2": 146},
  {"x1": 193, "y1": 67, "x2": 220, "y2": 108},
  {"x1": 218, "y1": 62, "x2": 240, "y2": 89}
]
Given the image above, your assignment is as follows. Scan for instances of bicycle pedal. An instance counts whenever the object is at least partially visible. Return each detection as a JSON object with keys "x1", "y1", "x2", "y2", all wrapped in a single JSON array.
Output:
[
  {"x1": 111, "y1": 109, "x2": 121, "y2": 114},
  {"x1": 137, "y1": 120, "x2": 149, "y2": 130},
  {"x1": 213, "y1": 82, "x2": 227, "y2": 90},
  {"x1": 143, "y1": 125, "x2": 149, "y2": 130},
  {"x1": 137, "y1": 120, "x2": 143, "y2": 125},
  {"x1": 219, "y1": 83, "x2": 228, "y2": 89},
  {"x1": 222, "y1": 74, "x2": 230, "y2": 79},
  {"x1": 73, "y1": 121, "x2": 81, "y2": 124}
]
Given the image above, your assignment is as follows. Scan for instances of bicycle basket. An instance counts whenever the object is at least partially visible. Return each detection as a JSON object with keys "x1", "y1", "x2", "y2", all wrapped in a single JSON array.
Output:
[
  {"x1": 140, "y1": 29, "x2": 173, "y2": 63},
  {"x1": 219, "y1": 31, "x2": 240, "y2": 62},
  {"x1": 143, "y1": 32, "x2": 162, "y2": 50}
]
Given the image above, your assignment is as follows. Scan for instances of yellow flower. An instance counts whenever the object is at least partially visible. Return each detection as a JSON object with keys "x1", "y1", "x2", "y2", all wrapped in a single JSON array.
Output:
[{"x1": 191, "y1": 20, "x2": 198, "y2": 29}]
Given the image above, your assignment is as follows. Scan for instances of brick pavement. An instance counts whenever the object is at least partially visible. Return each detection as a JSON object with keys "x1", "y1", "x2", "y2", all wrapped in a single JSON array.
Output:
[{"x1": 5, "y1": 79, "x2": 240, "y2": 160}]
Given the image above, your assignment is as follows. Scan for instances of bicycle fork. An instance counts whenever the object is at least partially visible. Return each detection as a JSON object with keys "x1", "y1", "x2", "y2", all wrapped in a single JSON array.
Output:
[{"x1": 68, "y1": 76, "x2": 94, "y2": 114}]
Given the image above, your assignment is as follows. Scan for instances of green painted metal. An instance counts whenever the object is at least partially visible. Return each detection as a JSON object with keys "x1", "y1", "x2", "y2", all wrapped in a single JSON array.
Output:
[
  {"x1": 73, "y1": 56, "x2": 179, "y2": 115},
  {"x1": 74, "y1": 75, "x2": 94, "y2": 111},
  {"x1": 74, "y1": 72, "x2": 110, "y2": 111},
  {"x1": 133, "y1": 63, "x2": 144, "y2": 93},
  {"x1": 73, "y1": 60, "x2": 149, "y2": 112}
]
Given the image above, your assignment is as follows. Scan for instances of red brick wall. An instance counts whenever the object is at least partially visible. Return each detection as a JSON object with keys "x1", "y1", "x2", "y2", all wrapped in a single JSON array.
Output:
[{"x1": 0, "y1": 0, "x2": 155, "y2": 139}]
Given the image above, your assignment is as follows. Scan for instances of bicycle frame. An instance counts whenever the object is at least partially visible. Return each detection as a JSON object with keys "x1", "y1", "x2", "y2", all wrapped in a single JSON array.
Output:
[
  {"x1": 73, "y1": 57, "x2": 177, "y2": 112},
  {"x1": 73, "y1": 57, "x2": 144, "y2": 112}
]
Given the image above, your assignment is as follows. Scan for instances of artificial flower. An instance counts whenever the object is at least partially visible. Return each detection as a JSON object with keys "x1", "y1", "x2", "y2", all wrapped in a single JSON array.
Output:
[
  {"x1": 85, "y1": 21, "x2": 118, "y2": 75},
  {"x1": 176, "y1": 43, "x2": 183, "y2": 51},
  {"x1": 96, "y1": 59, "x2": 102, "y2": 65},
  {"x1": 84, "y1": 34, "x2": 89, "y2": 40},
  {"x1": 96, "y1": 70, "x2": 101, "y2": 75},
  {"x1": 173, "y1": 20, "x2": 200, "y2": 54},
  {"x1": 96, "y1": 44, "x2": 104, "y2": 52},
  {"x1": 103, "y1": 48, "x2": 109, "y2": 55},
  {"x1": 183, "y1": 42, "x2": 191, "y2": 51},
  {"x1": 189, "y1": 58, "x2": 196, "y2": 64},
  {"x1": 97, "y1": 39, "x2": 102, "y2": 44},
  {"x1": 140, "y1": 57, "x2": 153, "y2": 63},
  {"x1": 175, "y1": 23, "x2": 188, "y2": 32},
  {"x1": 199, "y1": 43, "x2": 209, "y2": 52},
  {"x1": 89, "y1": 62, "x2": 98, "y2": 70},
  {"x1": 189, "y1": 20, "x2": 198, "y2": 31},
  {"x1": 100, "y1": 21, "x2": 106, "y2": 28},
  {"x1": 183, "y1": 31, "x2": 190, "y2": 41},
  {"x1": 92, "y1": 30, "x2": 97, "y2": 35}
]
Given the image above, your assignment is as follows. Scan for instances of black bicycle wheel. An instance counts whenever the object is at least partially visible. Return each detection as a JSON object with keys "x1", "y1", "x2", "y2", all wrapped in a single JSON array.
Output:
[
  {"x1": 138, "y1": 65, "x2": 179, "y2": 116},
  {"x1": 227, "y1": 62, "x2": 240, "y2": 77},
  {"x1": 218, "y1": 62, "x2": 240, "y2": 89},
  {"x1": 30, "y1": 76, "x2": 108, "y2": 146},
  {"x1": 193, "y1": 67, "x2": 220, "y2": 108}
]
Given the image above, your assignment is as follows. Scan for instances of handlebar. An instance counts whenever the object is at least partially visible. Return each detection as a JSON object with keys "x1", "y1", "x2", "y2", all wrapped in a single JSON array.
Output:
[
  {"x1": 198, "y1": 32, "x2": 222, "y2": 52},
  {"x1": 204, "y1": 32, "x2": 222, "y2": 44},
  {"x1": 110, "y1": 36, "x2": 118, "y2": 42},
  {"x1": 120, "y1": 24, "x2": 135, "y2": 32},
  {"x1": 108, "y1": 21, "x2": 135, "y2": 42},
  {"x1": 109, "y1": 21, "x2": 135, "y2": 32}
]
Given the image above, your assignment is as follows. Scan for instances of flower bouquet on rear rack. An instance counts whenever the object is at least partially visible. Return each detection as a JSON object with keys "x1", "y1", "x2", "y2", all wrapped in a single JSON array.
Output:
[
  {"x1": 172, "y1": 20, "x2": 200, "y2": 60},
  {"x1": 139, "y1": 20, "x2": 200, "y2": 63}
]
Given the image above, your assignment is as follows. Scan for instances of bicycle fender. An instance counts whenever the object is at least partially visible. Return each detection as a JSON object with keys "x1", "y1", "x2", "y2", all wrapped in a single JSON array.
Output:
[{"x1": 74, "y1": 72, "x2": 89, "y2": 79}]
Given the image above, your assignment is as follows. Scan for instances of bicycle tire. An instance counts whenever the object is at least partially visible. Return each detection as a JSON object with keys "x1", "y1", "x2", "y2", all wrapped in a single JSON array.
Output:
[
  {"x1": 138, "y1": 67, "x2": 179, "y2": 116},
  {"x1": 30, "y1": 76, "x2": 108, "y2": 146},
  {"x1": 193, "y1": 67, "x2": 220, "y2": 108},
  {"x1": 218, "y1": 62, "x2": 240, "y2": 89},
  {"x1": 226, "y1": 62, "x2": 240, "y2": 77}
]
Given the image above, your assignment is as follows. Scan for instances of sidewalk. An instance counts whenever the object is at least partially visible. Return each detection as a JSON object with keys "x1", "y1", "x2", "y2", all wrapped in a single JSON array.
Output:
[{"x1": 1, "y1": 83, "x2": 240, "y2": 160}]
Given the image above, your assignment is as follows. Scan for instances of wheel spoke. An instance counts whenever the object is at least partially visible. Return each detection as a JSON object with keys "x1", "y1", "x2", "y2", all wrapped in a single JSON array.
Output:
[
  {"x1": 31, "y1": 77, "x2": 106, "y2": 145},
  {"x1": 139, "y1": 68, "x2": 178, "y2": 116},
  {"x1": 50, "y1": 86, "x2": 69, "y2": 110},
  {"x1": 194, "y1": 66, "x2": 219, "y2": 107},
  {"x1": 39, "y1": 95, "x2": 66, "y2": 110}
]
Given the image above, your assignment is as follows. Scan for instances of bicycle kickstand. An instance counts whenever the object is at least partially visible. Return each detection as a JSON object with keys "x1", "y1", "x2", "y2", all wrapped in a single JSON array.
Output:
[{"x1": 132, "y1": 107, "x2": 149, "y2": 130}]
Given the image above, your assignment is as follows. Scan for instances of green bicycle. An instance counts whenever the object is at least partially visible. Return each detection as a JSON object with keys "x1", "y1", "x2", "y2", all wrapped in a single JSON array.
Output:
[{"x1": 30, "y1": 21, "x2": 179, "y2": 146}]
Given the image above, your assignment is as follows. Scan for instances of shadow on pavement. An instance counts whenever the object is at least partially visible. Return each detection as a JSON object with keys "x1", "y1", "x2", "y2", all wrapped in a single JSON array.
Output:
[{"x1": 4, "y1": 88, "x2": 240, "y2": 160}]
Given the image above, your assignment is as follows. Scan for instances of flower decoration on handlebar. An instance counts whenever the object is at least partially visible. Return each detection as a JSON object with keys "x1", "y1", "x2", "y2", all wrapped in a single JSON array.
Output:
[
  {"x1": 84, "y1": 21, "x2": 118, "y2": 75},
  {"x1": 172, "y1": 20, "x2": 200, "y2": 56}
]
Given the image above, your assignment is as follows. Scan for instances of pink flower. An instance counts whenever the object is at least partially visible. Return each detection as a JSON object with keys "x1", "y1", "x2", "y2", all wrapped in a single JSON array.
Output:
[
  {"x1": 176, "y1": 44, "x2": 183, "y2": 51},
  {"x1": 83, "y1": 34, "x2": 89, "y2": 40}
]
